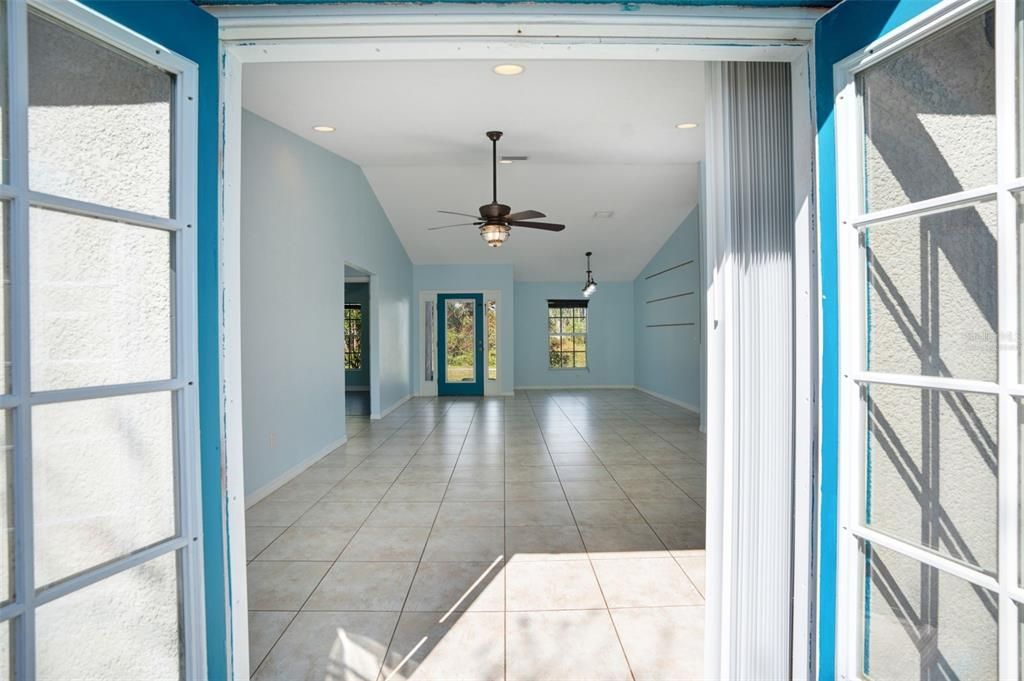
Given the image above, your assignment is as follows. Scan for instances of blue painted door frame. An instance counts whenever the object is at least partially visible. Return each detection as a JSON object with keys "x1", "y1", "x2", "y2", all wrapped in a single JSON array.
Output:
[
  {"x1": 814, "y1": 1, "x2": 943, "y2": 678},
  {"x1": 437, "y1": 293, "x2": 484, "y2": 396}
]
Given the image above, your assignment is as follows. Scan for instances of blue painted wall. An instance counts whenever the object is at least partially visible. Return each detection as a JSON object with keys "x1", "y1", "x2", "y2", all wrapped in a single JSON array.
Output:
[
  {"x1": 513, "y1": 281, "x2": 635, "y2": 388},
  {"x1": 633, "y1": 206, "x2": 702, "y2": 410},
  {"x1": 75, "y1": 2, "x2": 228, "y2": 677},
  {"x1": 413, "y1": 264, "x2": 515, "y2": 395},
  {"x1": 814, "y1": 1, "x2": 941, "y2": 677},
  {"x1": 241, "y1": 110, "x2": 413, "y2": 496},
  {"x1": 344, "y1": 282, "x2": 371, "y2": 389}
]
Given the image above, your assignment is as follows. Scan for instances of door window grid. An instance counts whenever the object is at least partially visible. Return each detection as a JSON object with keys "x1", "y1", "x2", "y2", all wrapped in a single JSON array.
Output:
[
  {"x1": 0, "y1": 2, "x2": 203, "y2": 678},
  {"x1": 344, "y1": 304, "x2": 362, "y2": 370},
  {"x1": 834, "y1": 0, "x2": 1023, "y2": 678},
  {"x1": 548, "y1": 302, "x2": 588, "y2": 369}
]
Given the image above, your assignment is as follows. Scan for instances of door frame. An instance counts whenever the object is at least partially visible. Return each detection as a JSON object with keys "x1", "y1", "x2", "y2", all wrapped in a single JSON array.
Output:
[
  {"x1": 437, "y1": 293, "x2": 485, "y2": 396},
  {"x1": 214, "y1": 6, "x2": 821, "y2": 679}
]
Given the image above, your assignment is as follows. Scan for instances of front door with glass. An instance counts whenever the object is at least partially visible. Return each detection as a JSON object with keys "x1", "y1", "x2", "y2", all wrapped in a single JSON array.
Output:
[{"x1": 437, "y1": 294, "x2": 484, "y2": 396}]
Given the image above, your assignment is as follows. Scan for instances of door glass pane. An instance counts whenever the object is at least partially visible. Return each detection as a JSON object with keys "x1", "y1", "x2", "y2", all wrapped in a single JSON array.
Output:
[
  {"x1": 445, "y1": 300, "x2": 475, "y2": 383},
  {"x1": 0, "y1": 618, "x2": 10, "y2": 680},
  {"x1": 864, "y1": 201, "x2": 997, "y2": 381},
  {"x1": 29, "y1": 208, "x2": 172, "y2": 391},
  {"x1": 0, "y1": 411, "x2": 9, "y2": 605},
  {"x1": 0, "y1": 202, "x2": 8, "y2": 394},
  {"x1": 0, "y1": 0, "x2": 8, "y2": 183},
  {"x1": 486, "y1": 300, "x2": 497, "y2": 381},
  {"x1": 32, "y1": 392, "x2": 176, "y2": 587},
  {"x1": 860, "y1": 541, "x2": 997, "y2": 679},
  {"x1": 27, "y1": 9, "x2": 173, "y2": 217},
  {"x1": 37, "y1": 551, "x2": 181, "y2": 680},
  {"x1": 857, "y1": 9, "x2": 996, "y2": 213},
  {"x1": 865, "y1": 384, "x2": 997, "y2": 572}
]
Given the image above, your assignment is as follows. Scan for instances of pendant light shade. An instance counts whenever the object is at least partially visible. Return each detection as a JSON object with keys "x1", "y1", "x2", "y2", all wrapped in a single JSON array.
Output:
[{"x1": 582, "y1": 251, "x2": 597, "y2": 297}]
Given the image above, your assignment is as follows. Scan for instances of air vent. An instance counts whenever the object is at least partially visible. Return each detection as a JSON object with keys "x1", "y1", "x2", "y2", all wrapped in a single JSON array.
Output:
[
  {"x1": 592, "y1": 211, "x2": 615, "y2": 219},
  {"x1": 500, "y1": 155, "x2": 529, "y2": 162}
]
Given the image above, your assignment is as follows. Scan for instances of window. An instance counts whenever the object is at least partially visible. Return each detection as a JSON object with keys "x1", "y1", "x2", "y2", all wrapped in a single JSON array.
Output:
[
  {"x1": 548, "y1": 300, "x2": 588, "y2": 369},
  {"x1": 486, "y1": 299, "x2": 497, "y2": 381},
  {"x1": 344, "y1": 304, "x2": 362, "y2": 370},
  {"x1": 0, "y1": 2, "x2": 204, "y2": 678},
  {"x1": 834, "y1": 3, "x2": 1021, "y2": 678}
]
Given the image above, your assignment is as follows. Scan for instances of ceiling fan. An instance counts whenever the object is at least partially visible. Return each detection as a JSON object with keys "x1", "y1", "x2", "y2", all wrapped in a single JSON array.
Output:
[{"x1": 429, "y1": 131, "x2": 566, "y2": 247}]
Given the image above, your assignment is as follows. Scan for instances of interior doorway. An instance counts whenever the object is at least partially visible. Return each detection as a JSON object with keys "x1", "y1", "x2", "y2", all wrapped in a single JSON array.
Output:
[
  {"x1": 344, "y1": 264, "x2": 373, "y2": 415},
  {"x1": 218, "y1": 8, "x2": 818, "y2": 680}
]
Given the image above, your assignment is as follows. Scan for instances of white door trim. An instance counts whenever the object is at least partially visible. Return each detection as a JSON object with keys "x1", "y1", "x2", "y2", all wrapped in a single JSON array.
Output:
[{"x1": 215, "y1": 8, "x2": 821, "y2": 679}]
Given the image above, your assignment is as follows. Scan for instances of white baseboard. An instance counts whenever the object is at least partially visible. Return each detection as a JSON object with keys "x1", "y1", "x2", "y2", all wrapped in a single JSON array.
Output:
[
  {"x1": 514, "y1": 384, "x2": 636, "y2": 390},
  {"x1": 634, "y1": 385, "x2": 701, "y2": 414},
  {"x1": 245, "y1": 433, "x2": 348, "y2": 508},
  {"x1": 374, "y1": 393, "x2": 411, "y2": 420}
]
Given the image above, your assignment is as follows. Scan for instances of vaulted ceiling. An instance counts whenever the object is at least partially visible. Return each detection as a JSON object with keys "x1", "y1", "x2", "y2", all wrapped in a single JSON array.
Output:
[{"x1": 243, "y1": 58, "x2": 705, "y2": 281}]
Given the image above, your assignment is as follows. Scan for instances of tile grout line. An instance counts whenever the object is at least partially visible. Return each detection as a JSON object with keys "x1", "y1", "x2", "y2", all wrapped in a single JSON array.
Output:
[
  {"x1": 377, "y1": 395, "x2": 480, "y2": 681},
  {"x1": 524, "y1": 391, "x2": 637, "y2": 681},
  {"x1": 251, "y1": 403, "x2": 438, "y2": 679}
]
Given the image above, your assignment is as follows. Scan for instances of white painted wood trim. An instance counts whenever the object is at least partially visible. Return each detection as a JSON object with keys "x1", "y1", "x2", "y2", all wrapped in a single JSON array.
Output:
[
  {"x1": 515, "y1": 384, "x2": 637, "y2": 390},
  {"x1": 378, "y1": 393, "x2": 412, "y2": 419},
  {"x1": 244, "y1": 435, "x2": 349, "y2": 508},
  {"x1": 633, "y1": 386, "x2": 700, "y2": 414}
]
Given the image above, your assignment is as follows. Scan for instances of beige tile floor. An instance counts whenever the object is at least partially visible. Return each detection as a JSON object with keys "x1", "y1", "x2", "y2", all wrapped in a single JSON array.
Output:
[{"x1": 246, "y1": 389, "x2": 706, "y2": 681}]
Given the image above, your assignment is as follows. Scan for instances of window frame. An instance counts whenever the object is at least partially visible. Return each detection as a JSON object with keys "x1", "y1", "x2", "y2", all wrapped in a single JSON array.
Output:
[
  {"x1": 344, "y1": 303, "x2": 362, "y2": 371},
  {"x1": 0, "y1": 1, "x2": 205, "y2": 678},
  {"x1": 833, "y1": 0, "x2": 1021, "y2": 678},
  {"x1": 485, "y1": 298, "x2": 497, "y2": 382},
  {"x1": 547, "y1": 300, "x2": 589, "y2": 370}
]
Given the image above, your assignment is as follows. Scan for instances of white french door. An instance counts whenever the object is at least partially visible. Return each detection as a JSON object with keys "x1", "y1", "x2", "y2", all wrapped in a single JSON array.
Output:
[
  {"x1": 834, "y1": 0, "x2": 1022, "y2": 677},
  {"x1": 0, "y1": 1, "x2": 204, "y2": 678}
]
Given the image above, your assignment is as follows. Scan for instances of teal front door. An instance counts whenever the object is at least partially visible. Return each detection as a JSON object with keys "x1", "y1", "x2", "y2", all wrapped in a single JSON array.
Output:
[{"x1": 437, "y1": 294, "x2": 484, "y2": 396}]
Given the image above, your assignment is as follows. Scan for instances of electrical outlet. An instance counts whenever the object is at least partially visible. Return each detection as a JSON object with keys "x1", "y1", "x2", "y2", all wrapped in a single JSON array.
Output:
[{"x1": 269, "y1": 432, "x2": 277, "y2": 449}]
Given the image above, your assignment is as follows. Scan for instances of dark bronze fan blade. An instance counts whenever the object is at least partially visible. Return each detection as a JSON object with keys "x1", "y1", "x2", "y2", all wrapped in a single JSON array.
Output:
[
  {"x1": 428, "y1": 222, "x2": 480, "y2": 231},
  {"x1": 507, "y1": 220, "x2": 565, "y2": 231},
  {"x1": 505, "y1": 209, "x2": 546, "y2": 221},
  {"x1": 438, "y1": 210, "x2": 482, "y2": 219}
]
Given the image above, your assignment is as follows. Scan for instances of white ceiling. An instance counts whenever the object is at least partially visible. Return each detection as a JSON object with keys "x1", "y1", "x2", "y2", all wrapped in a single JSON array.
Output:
[{"x1": 243, "y1": 59, "x2": 705, "y2": 281}]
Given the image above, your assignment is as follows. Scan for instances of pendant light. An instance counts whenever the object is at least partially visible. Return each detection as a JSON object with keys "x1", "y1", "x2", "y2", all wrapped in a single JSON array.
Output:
[{"x1": 582, "y1": 251, "x2": 597, "y2": 298}]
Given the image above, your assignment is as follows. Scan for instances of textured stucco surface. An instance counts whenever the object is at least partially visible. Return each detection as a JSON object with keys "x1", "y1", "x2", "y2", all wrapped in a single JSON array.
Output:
[
  {"x1": 23, "y1": 11, "x2": 182, "y2": 677},
  {"x1": 858, "y1": 8, "x2": 999, "y2": 678}
]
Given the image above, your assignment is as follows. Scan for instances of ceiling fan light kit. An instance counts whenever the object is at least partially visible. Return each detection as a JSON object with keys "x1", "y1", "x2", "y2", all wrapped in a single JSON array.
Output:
[
  {"x1": 582, "y1": 251, "x2": 598, "y2": 298},
  {"x1": 428, "y1": 131, "x2": 565, "y2": 248}
]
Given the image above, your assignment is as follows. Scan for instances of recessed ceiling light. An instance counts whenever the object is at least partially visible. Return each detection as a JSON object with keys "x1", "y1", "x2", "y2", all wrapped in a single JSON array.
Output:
[
  {"x1": 312, "y1": 125, "x2": 335, "y2": 133},
  {"x1": 494, "y1": 64, "x2": 525, "y2": 76},
  {"x1": 499, "y1": 159, "x2": 514, "y2": 164},
  {"x1": 675, "y1": 122, "x2": 699, "y2": 129}
]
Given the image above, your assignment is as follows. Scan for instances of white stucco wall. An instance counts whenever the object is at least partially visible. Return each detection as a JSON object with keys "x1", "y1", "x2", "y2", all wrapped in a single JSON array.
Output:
[{"x1": 858, "y1": 8, "x2": 998, "y2": 678}]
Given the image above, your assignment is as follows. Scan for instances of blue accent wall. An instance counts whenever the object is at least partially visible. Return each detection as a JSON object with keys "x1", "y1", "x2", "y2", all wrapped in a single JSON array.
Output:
[
  {"x1": 345, "y1": 282, "x2": 371, "y2": 389},
  {"x1": 75, "y1": 2, "x2": 227, "y2": 677},
  {"x1": 513, "y1": 281, "x2": 635, "y2": 388},
  {"x1": 240, "y1": 110, "x2": 413, "y2": 495},
  {"x1": 413, "y1": 264, "x2": 515, "y2": 395},
  {"x1": 633, "y1": 206, "x2": 702, "y2": 410},
  {"x1": 814, "y1": 2, "x2": 941, "y2": 677}
]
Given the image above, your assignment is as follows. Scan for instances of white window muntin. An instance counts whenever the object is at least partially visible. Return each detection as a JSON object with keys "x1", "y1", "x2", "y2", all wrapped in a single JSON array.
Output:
[
  {"x1": 833, "y1": 0, "x2": 1021, "y2": 679},
  {"x1": 0, "y1": 1, "x2": 205, "y2": 678}
]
